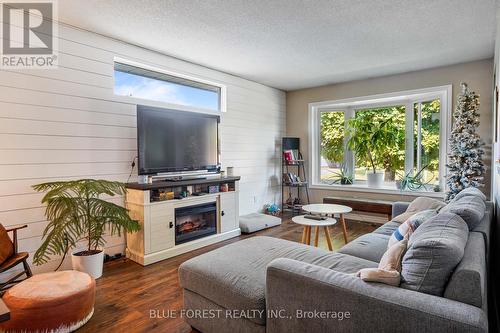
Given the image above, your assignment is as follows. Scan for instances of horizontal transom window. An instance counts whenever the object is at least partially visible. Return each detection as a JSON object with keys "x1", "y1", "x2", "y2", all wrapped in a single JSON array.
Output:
[{"x1": 114, "y1": 62, "x2": 223, "y2": 112}]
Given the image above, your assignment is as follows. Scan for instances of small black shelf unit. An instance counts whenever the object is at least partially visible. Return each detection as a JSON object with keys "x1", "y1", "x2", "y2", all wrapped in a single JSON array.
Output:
[{"x1": 281, "y1": 137, "x2": 310, "y2": 216}]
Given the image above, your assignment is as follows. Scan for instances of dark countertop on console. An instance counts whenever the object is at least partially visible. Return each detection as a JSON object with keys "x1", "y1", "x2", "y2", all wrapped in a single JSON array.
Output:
[{"x1": 126, "y1": 176, "x2": 240, "y2": 191}]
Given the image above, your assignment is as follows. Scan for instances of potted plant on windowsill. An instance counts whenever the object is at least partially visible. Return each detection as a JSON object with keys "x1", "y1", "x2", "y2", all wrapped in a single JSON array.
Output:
[
  {"x1": 396, "y1": 165, "x2": 432, "y2": 191},
  {"x1": 363, "y1": 154, "x2": 384, "y2": 188},
  {"x1": 346, "y1": 117, "x2": 398, "y2": 188},
  {"x1": 32, "y1": 179, "x2": 140, "y2": 278},
  {"x1": 329, "y1": 164, "x2": 353, "y2": 185}
]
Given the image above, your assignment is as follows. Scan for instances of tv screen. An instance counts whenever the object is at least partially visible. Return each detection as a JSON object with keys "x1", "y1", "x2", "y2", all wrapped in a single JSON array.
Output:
[{"x1": 137, "y1": 105, "x2": 219, "y2": 175}]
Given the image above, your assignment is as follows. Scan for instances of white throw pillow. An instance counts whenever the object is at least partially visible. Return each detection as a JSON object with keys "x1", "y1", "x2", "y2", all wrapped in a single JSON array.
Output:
[
  {"x1": 357, "y1": 237, "x2": 408, "y2": 286},
  {"x1": 388, "y1": 209, "x2": 437, "y2": 248},
  {"x1": 392, "y1": 197, "x2": 445, "y2": 223}
]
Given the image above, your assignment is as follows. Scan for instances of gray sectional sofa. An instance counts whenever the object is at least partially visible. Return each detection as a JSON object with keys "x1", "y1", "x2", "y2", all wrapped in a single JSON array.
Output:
[{"x1": 179, "y1": 198, "x2": 492, "y2": 333}]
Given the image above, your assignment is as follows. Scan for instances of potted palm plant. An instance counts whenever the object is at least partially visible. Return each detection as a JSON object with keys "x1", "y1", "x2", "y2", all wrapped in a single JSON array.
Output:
[
  {"x1": 32, "y1": 179, "x2": 140, "y2": 278},
  {"x1": 346, "y1": 116, "x2": 398, "y2": 187}
]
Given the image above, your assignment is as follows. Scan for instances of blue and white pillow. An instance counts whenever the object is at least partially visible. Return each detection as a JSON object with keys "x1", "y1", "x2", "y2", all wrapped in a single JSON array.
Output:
[{"x1": 388, "y1": 209, "x2": 437, "y2": 248}]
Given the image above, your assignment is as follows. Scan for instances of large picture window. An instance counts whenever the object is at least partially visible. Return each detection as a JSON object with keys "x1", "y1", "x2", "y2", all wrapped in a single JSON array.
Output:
[{"x1": 310, "y1": 86, "x2": 450, "y2": 193}]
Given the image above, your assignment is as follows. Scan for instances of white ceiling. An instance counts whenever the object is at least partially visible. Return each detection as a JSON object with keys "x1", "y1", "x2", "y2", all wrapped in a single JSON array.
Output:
[{"x1": 58, "y1": 0, "x2": 497, "y2": 91}]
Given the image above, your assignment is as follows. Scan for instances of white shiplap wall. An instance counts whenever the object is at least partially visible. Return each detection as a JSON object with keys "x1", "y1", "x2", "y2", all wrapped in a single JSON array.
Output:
[{"x1": 0, "y1": 21, "x2": 285, "y2": 273}]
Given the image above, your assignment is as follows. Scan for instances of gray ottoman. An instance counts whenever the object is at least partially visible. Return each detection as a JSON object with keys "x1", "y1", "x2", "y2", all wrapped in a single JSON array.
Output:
[{"x1": 239, "y1": 213, "x2": 281, "y2": 233}]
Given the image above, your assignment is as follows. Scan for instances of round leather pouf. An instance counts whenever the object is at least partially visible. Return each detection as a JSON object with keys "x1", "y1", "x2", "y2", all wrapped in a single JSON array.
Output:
[{"x1": 0, "y1": 270, "x2": 95, "y2": 333}]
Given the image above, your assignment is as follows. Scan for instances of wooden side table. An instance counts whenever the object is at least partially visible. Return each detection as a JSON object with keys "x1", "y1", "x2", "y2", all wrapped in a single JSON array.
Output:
[
  {"x1": 292, "y1": 215, "x2": 337, "y2": 251},
  {"x1": 302, "y1": 204, "x2": 352, "y2": 244}
]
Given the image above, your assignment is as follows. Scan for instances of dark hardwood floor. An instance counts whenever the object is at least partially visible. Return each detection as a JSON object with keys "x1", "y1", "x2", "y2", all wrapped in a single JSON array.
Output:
[{"x1": 78, "y1": 217, "x2": 378, "y2": 333}]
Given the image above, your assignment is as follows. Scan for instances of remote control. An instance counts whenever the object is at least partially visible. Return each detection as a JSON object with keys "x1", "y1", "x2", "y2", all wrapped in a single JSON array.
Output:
[{"x1": 304, "y1": 215, "x2": 326, "y2": 221}]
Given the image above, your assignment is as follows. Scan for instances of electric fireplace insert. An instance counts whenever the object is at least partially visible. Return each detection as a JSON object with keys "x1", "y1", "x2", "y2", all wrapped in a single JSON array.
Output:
[{"x1": 175, "y1": 202, "x2": 217, "y2": 245}]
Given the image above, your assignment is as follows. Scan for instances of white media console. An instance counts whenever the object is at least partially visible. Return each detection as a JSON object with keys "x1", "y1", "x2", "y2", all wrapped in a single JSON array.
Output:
[{"x1": 125, "y1": 176, "x2": 241, "y2": 265}]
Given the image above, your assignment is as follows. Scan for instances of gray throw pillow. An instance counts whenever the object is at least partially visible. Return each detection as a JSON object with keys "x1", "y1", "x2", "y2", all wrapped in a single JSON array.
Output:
[
  {"x1": 401, "y1": 213, "x2": 468, "y2": 296},
  {"x1": 451, "y1": 187, "x2": 487, "y2": 203},
  {"x1": 440, "y1": 196, "x2": 486, "y2": 230}
]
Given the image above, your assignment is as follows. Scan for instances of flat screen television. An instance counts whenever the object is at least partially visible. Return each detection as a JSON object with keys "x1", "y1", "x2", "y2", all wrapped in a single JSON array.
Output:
[{"x1": 137, "y1": 105, "x2": 220, "y2": 175}]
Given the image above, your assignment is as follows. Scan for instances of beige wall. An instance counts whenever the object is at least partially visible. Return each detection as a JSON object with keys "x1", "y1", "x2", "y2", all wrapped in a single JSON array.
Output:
[{"x1": 286, "y1": 59, "x2": 494, "y2": 203}]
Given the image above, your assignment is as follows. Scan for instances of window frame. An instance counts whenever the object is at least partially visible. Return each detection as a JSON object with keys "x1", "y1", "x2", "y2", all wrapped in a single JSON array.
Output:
[
  {"x1": 113, "y1": 57, "x2": 227, "y2": 113},
  {"x1": 309, "y1": 85, "x2": 452, "y2": 196}
]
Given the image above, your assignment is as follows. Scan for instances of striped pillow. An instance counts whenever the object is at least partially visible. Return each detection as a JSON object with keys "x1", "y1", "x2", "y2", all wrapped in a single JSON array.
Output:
[{"x1": 388, "y1": 209, "x2": 437, "y2": 248}]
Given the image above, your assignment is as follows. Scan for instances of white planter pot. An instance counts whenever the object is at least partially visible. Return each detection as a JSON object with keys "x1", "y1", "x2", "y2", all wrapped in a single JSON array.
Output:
[
  {"x1": 71, "y1": 249, "x2": 104, "y2": 279},
  {"x1": 367, "y1": 172, "x2": 384, "y2": 188}
]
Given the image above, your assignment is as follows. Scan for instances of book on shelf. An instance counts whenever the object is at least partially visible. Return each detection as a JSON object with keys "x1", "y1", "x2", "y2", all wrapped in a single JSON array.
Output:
[
  {"x1": 283, "y1": 173, "x2": 290, "y2": 183},
  {"x1": 283, "y1": 172, "x2": 303, "y2": 185},
  {"x1": 283, "y1": 149, "x2": 301, "y2": 164}
]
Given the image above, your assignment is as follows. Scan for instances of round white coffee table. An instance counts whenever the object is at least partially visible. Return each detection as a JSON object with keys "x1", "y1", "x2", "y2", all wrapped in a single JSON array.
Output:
[
  {"x1": 292, "y1": 215, "x2": 337, "y2": 250},
  {"x1": 302, "y1": 204, "x2": 352, "y2": 244}
]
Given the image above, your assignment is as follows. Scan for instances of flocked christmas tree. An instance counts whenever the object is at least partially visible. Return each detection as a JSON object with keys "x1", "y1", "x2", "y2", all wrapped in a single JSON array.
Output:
[{"x1": 445, "y1": 82, "x2": 485, "y2": 202}]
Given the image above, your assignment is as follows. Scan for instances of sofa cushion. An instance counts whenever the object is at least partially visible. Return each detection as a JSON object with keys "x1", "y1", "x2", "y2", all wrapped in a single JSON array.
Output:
[
  {"x1": 392, "y1": 197, "x2": 445, "y2": 223},
  {"x1": 401, "y1": 213, "x2": 469, "y2": 296},
  {"x1": 440, "y1": 195, "x2": 486, "y2": 230},
  {"x1": 337, "y1": 233, "x2": 390, "y2": 262},
  {"x1": 179, "y1": 236, "x2": 377, "y2": 325},
  {"x1": 444, "y1": 233, "x2": 485, "y2": 308},
  {"x1": 372, "y1": 221, "x2": 401, "y2": 236},
  {"x1": 472, "y1": 202, "x2": 492, "y2": 260},
  {"x1": 450, "y1": 187, "x2": 487, "y2": 202}
]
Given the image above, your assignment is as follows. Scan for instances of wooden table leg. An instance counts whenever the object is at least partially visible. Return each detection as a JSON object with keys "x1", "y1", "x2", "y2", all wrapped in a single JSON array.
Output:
[
  {"x1": 324, "y1": 226, "x2": 333, "y2": 251},
  {"x1": 314, "y1": 226, "x2": 319, "y2": 247},
  {"x1": 301, "y1": 226, "x2": 307, "y2": 244},
  {"x1": 340, "y1": 214, "x2": 349, "y2": 244},
  {"x1": 306, "y1": 226, "x2": 312, "y2": 245}
]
